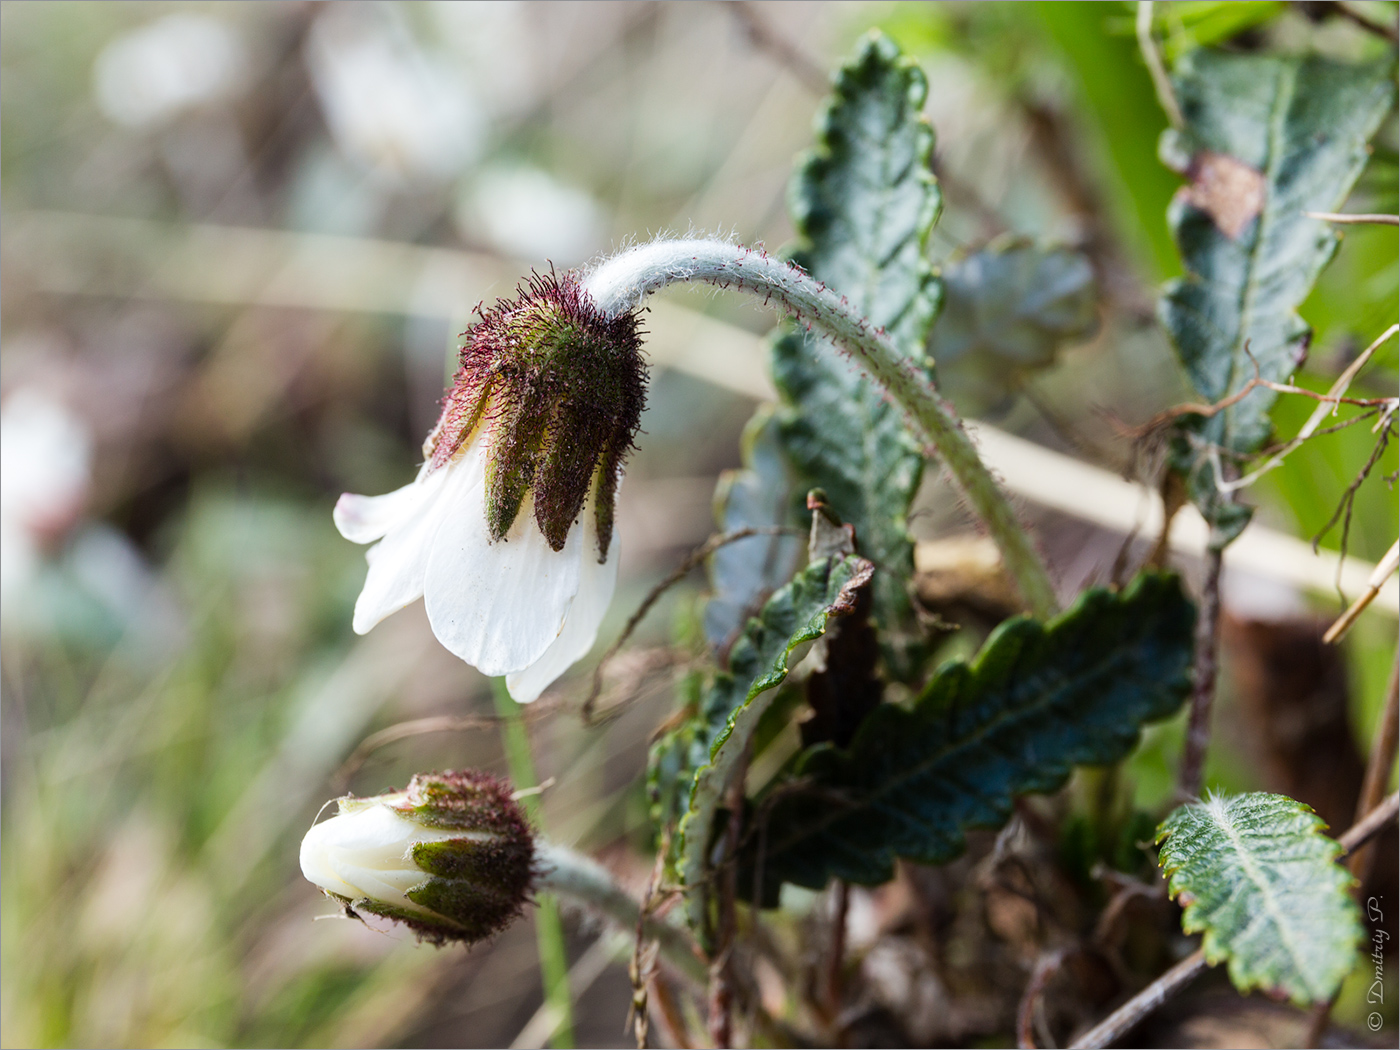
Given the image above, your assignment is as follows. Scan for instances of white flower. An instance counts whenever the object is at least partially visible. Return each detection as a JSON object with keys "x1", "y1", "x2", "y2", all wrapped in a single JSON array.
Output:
[
  {"x1": 335, "y1": 271, "x2": 645, "y2": 702},
  {"x1": 93, "y1": 13, "x2": 248, "y2": 129},
  {"x1": 334, "y1": 436, "x2": 618, "y2": 702},
  {"x1": 0, "y1": 388, "x2": 92, "y2": 612},
  {"x1": 300, "y1": 770, "x2": 535, "y2": 944}
]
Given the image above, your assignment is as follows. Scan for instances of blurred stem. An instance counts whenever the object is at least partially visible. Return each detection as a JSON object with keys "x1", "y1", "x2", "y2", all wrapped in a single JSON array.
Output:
[
  {"x1": 1177, "y1": 548, "x2": 1222, "y2": 800},
  {"x1": 1349, "y1": 652, "x2": 1399, "y2": 883},
  {"x1": 494, "y1": 680, "x2": 575, "y2": 1050},
  {"x1": 583, "y1": 239, "x2": 1060, "y2": 620}
]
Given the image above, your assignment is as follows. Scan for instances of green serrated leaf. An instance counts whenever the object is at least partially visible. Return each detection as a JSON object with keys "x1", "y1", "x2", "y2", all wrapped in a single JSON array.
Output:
[
  {"x1": 770, "y1": 31, "x2": 942, "y2": 681},
  {"x1": 703, "y1": 408, "x2": 804, "y2": 651},
  {"x1": 675, "y1": 553, "x2": 874, "y2": 930},
  {"x1": 931, "y1": 239, "x2": 1098, "y2": 414},
  {"x1": 740, "y1": 572, "x2": 1196, "y2": 902},
  {"x1": 1157, "y1": 792, "x2": 1363, "y2": 1005},
  {"x1": 1159, "y1": 51, "x2": 1392, "y2": 540}
]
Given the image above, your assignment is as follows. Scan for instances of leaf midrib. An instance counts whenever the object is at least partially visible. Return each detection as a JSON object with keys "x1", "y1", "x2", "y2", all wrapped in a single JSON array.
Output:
[
  {"x1": 1204, "y1": 801, "x2": 1319, "y2": 999},
  {"x1": 763, "y1": 619, "x2": 1166, "y2": 862}
]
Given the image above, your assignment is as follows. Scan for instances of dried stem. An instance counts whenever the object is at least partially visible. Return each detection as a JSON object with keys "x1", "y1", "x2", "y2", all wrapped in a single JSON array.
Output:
[
  {"x1": 707, "y1": 748, "x2": 750, "y2": 1048},
  {"x1": 1350, "y1": 653, "x2": 1400, "y2": 882},
  {"x1": 1178, "y1": 548, "x2": 1223, "y2": 800},
  {"x1": 1018, "y1": 949, "x2": 1069, "y2": 1049},
  {"x1": 583, "y1": 239, "x2": 1060, "y2": 620},
  {"x1": 1071, "y1": 793, "x2": 1400, "y2": 1049},
  {"x1": 1305, "y1": 210, "x2": 1400, "y2": 225},
  {"x1": 1323, "y1": 539, "x2": 1399, "y2": 644}
]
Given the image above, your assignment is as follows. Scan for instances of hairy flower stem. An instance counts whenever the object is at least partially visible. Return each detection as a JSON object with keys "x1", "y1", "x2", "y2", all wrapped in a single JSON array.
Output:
[
  {"x1": 584, "y1": 239, "x2": 1060, "y2": 620},
  {"x1": 535, "y1": 840, "x2": 709, "y2": 987},
  {"x1": 493, "y1": 681, "x2": 575, "y2": 1049}
]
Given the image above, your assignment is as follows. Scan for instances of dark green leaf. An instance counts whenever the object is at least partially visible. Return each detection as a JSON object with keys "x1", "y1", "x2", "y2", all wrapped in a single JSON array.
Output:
[
  {"x1": 1159, "y1": 51, "x2": 1392, "y2": 540},
  {"x1": 1157, "y1": 792, "x2": 1363, "y2": 1005},
  {"x1": 741, "y1": 573, "x2": 1195, "y2": 902},
  {"x1": 931, "y1": 239, "x2": 1098, "y2": 414},
  {"x1": 770, "y1": 31, "x2": 942, "y2": 681}
]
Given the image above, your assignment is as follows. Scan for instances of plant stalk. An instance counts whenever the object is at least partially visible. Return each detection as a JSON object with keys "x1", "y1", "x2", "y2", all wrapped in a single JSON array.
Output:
[
  {"x1": 534, "y1": 840, "x2": 709, "y2": 988},
  {"x1": 583, "y1": 239, "x2": 1060, "y2": 620},
  {"x1": 494, "y1": 680, "x2": 575, "y2": 1049}
]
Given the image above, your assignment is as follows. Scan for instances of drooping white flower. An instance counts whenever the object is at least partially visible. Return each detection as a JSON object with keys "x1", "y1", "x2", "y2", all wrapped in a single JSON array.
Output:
[
  {"x1": 336, "y1": 272, "x2": 645, "y2": 702},
  {"x1": 300, "y1": 770, "x2": 535, "y2": 944}
]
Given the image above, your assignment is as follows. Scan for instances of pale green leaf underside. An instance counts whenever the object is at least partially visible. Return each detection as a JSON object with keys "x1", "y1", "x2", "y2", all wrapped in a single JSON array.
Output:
[
  {"x1": 769, "y1": 30, "x2": 942, "y2": 679},
  {"x1": 1157, "y1": 791, "x2": 1363, "y2": 1005},
  {"x1": 931, "y1": 240, "x2": 1098, "y2": 415}
]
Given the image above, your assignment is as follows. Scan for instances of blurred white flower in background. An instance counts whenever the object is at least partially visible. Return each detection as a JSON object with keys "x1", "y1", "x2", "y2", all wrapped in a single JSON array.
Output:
[
  {"x1": 305, "y1": 4, "x2": 485, "y2": 185},
  {"x1": 456, "y1": 165, "x2": 605, "y2": 265},
  {"x1": 0, "y1": 388, "x2": 92, "y2": 610},
  {"x1": 92, "y1": 13, "x2": 248, "y2": 129},
  {"x1": 427, "y1": 1, "x2": 538, "y2": 119}
]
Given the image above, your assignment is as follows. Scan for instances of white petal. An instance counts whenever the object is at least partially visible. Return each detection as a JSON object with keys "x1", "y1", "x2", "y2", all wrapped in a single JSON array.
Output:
[
  {"x1": 333, "y1": 462, "x2": 433, "y2": 544},
  {"x1": 506, "y1": 520, "x2": 618, "y2": 704},
  {"x1": 327, "y1": 861, "x2": 426, "y2": 911},
  {"x1": 350, "y1": 463, "x2": 457, "y2": 634},
  {"x1": 423, "y1": 449, "x2": 583, "y2": 676},
  {"x1": 300, "y1": 819, "x2": 366, "y2": 900}
]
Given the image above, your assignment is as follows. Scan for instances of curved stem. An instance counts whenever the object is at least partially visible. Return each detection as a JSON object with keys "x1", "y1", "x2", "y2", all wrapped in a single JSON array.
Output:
[
  {"x1": 584, "y1": 239, "x2": 1059, "y2": 619},
  {"x1": 535, "y1": 839, "x2": 709, "y2": 988}
]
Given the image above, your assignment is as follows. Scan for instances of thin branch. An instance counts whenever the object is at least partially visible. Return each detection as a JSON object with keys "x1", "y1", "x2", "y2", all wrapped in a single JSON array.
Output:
[
  {"x1": 1342, "y1": 791, "x2": 1400, "y2": 855},
  {"x1": 1018, "y1": 949, "x2": 1069, "y2": 1049},
  {"x1": 1305, "y1": 210, "x2": 1400, "y2": 226},
  {"x1": 1323, "y1": 539, "x2": 1400, "y2": 644},
  {"x1": 1349, "y1": 654, "x2": 1400, "y2": 881},
  {"x1": 1137, "y1": 2, "x2": 1185, "y2": 130},
  {"x1": 1333, "y1": 0, "x2": 1400, "y2": 43},
  {"x1": 1178, "y1": 548, "x2": 1223, "y2": 801},
  {"x1": 1071, "y1": 793, "x2": 1400, "y2": 1049},
  {"x1": 727, "y1": 1, "x2": 830, "y2": 94},
  {"x1": 583, "y1": 526, "x2": 798, "y2": 723},
  {"x1": 1219, "y1": 324, "x2": 1399, "y2": 494}
]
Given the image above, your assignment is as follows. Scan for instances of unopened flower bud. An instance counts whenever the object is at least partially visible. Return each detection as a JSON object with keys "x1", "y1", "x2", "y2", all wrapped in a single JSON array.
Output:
[{"x1": 300, "y1": 770, "x2": 535, "y2": 945}]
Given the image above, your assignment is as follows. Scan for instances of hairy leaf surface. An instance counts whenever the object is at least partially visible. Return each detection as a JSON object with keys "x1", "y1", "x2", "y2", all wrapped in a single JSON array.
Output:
[
  {"x1": 741, "y1": 573, "x2": 1195, "y2": 902},
  {"x1": 769, "y1": 31, "x2": 942, "y2": 680},
  {"x1": 675, "y1": 554, "x2": 873, "y2": 928},
  {"x1": 931, "y1": 240, "x2": 1098, "y2": 414},
  {"x1": 1159, "y1": 50, "x2": 1391, "y2": 541},
  {"x1": 1157, "y1": 792, "x2": 1363, "y2": 1005}
]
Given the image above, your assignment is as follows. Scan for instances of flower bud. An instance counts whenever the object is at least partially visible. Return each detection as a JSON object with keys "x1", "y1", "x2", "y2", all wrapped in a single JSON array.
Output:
[
  {"x1": 428, "y1": 270, "x2": 647, "y2": 560},
  {"x1": 300, "y1": 770, "x2": 535, "y2": 945}
]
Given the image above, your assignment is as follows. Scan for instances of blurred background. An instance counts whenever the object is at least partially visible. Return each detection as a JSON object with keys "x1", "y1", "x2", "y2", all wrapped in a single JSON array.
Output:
[{"x1": 1, "y1": 2, "x2": 1395, "y2": 1047}]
